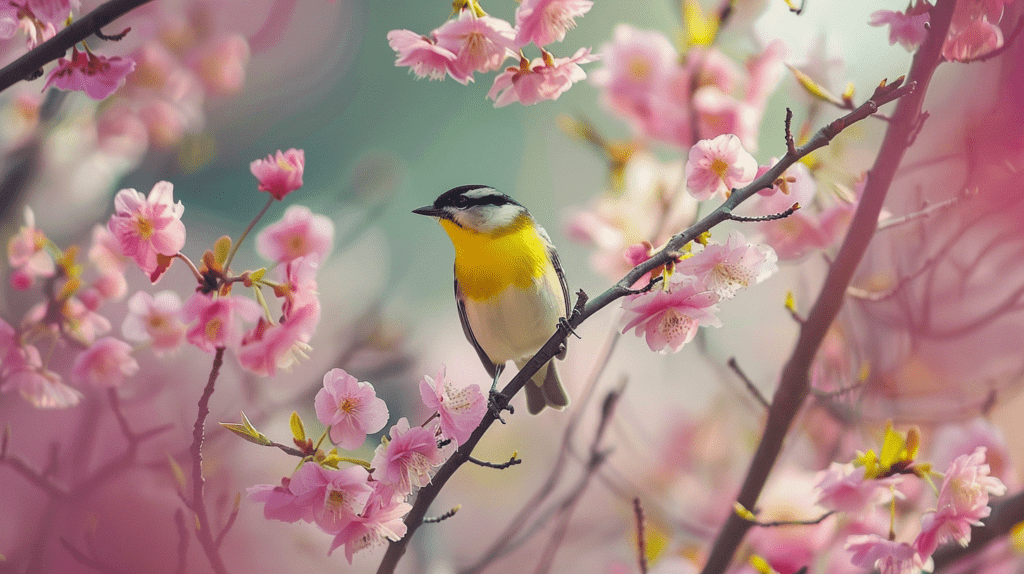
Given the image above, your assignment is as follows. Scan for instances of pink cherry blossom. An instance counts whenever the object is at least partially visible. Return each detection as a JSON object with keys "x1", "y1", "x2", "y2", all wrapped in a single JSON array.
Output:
[
  {"x1": 488, "y1": 47, "x2": 598, "y2": 107},
  {"x1": 869, "y1": 5, "x2": 930, "y2": 51},
  {"x1": 514, "y1": 0, "x2": 594, "y2": 48},
  {"x1": 250, "y1": 148, "x2": 304, "y2": 201},
  {"x1": 814, "y1": 462, "x2": 904, "y2": 514},
  {"x1": 182, "y1": 293, "x2": 262, "y2": 352},
  {"x1": 286, "y1": 462, "x2": 373, "y2": 534},
  {"x1": 247, "y1": 477, "x2": 306, "y2": 523},
  {"x1": 620, "y1": 275, "x2": 721, "y2": 353},
  {"x1": 752, "y1": 159, "x2": 816, "y2": 205},
  {"x1": 942, "y1": 15, "x2": 1003, "y2": 62},
  {"x1": 419, "y1": 365, "x2": 486, "y2": 446},
  {"x1": 121, "y1": 290, "x2": 186, "y2": 355},
  {"x1": 845, "y1": 534, "x2": 927, "y2": 574},
  {"x1": 7, "y1": 206, "x2": 54, "y2": 290},
  {"x1": 256, "y1": 205, "x2": 334, "y2": 265},
  {"x1": 237, "y1": 304, "x2": 318, "y2": 377},
  {"x1": 387, "y1": 29, "x2": 462, "y2": 82},
  {"x1": 675, "y1": 231, "x2": 778, "y2": 299},
  {"x1": 44, "y1": 47, "x2": 136, "y2": 100},
  {"x1": 27, "y1": 0, "x2": 80, "y2": 26},
  {"x1": 370, "y1": 418, "x2": 446, "y2": 495},
  {"x1": 329, "y1": 490, "x2": 412, "y2": 563},
  {"x1": 314, "y1": 368, "x2": 389, "y2": 450},
  {"x1": 88, "y1": 225, "x2": 130, "y2": 301},
  {"x1": 433, "y1": 10, "x2": 516, "y2": 80},
  {"x1": 30, "y1": 297, "x2": 112, "y2": 345},
  {"x1": 684, "y1": 134, "x2": 757, "y2": 200},
  {"x1": 70, "y1": 336, "x2": 139, "y2": 388},
  {"x1": 1, "y1": 320, "x2": 82, "y2": 408},
  {"x1": 107, "y1": 181, "x2": 186, "y2": 277},
  {"x1": 276, "y1": 256, "x2": 320, "y2": 321},
  {"x1": 691, "y1": 87, "x2": 761, "y2": 152}
]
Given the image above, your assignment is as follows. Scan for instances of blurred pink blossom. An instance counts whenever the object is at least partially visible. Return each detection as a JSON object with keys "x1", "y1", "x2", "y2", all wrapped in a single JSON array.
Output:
[
  {"x1": 387, "y1": 29, "x2": 461, "y2": 82},
  {"x1": 26, "y1": 0, "x2": 79, "y2": 26},
  {"x1": 277, "y1": 256, "x2": 320, "y2": 321},
  {"x1": 370, "y1": 417, "x2": 445, "y2": 495},
  {"x1": 845, "y1": 534, "x2": 927, "y2": 574},
  {"x1": 70, "y1": 336, "x2": 139, "y2": 388},
  {"x1": 107, "y1": 181, "x2": 186, "y2": 277},
  {"x1": 675, "y1": 231, "x2": 777, "y2": 299},
  {"x1": 121, "y1": 290, "x2": 186, "y2": 355},
  {"x1": 182, "y1": 293, "x2": 262, "y2": 352},
  {"x1": 814, "y1": 462, "x2": 904, "y2": 513},
  {"x1": 434, "y1": 10, "x2": 516, "y2": 80},
  {"x1": 87, "y1": 225, "x2": 130, "y2": 301},
  {"x1": 329, "y1": 490, "x2": 412, "y2": 563},
  {"x1": 488, "y1": 47, "x2": 598, "y2": 107},
  {"x1": 44, "y1": 47, "x2": 137, "y2": 100},
  {"x1": 314, "y1": 368, "x2": 389, "y2": 450},
  {"x1": 256, "y1": 205, "x2": 334, "y2": 265},
  {"x1": 942, "y1": 15, "x2": 1003, "y2": 61},
  {"x1": 1, "y1": 319, "x2": 82, "y2": 408},
  {"x1": 247, "y1": 477, "x2": 305, "y2": 523},
  {"x1": 189, "y1": 34, "x2": 251, "y2": 95},
  {"x1": 620, "y1": 275, "x2": 721, "y2": 353},
  {"x1": 869, "y1": 3, "x2": 931, "y2": 51},
  {"x1": 684, "y1": 134, "x2": 757, "y2": 200},
  {"x1": 7, "y1": 207, "x2": 54, "y2": 290},
  {"x1": 237, "y1": 304, "x2": 318, "y2": 377},
  {"x1": 419, "y1": 364, "x2": 486, "y2": 446},
  {"x1": 513, "y1": 0, "x2": 593, "y2": 47},
  {"x1": 251, "y1": 148, "x2": 305, "y2": 200}
]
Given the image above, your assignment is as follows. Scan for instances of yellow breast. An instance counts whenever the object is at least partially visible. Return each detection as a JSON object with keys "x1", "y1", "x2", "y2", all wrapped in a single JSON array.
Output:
[{"x1": 440, "y1": 215, "x2": 549, "y2": 301}]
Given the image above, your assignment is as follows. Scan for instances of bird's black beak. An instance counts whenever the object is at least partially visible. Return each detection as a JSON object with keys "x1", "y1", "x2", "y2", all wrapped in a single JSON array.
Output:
[{"x1": 413, "y1": 205, "x2": 443, "y2": 218}]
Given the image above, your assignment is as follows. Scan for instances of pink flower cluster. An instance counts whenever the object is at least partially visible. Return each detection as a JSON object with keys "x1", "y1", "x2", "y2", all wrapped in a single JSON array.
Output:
[
  {"x1": 44, "y1": 47, "x2": 136, "y2": 101},
  {"x1": 250, "y1": 365, "x2": 485, "y2": 561},
  {"x1": 620, "y1": 230, "x2": 777, "y2": 353},
  {"x1": 387, "y1": 0, "x2": 597, "y2": 106},
  {"x1": 591, "y1": 25, "x2": 785, "y2": 150},
  {"x1": 0, "y1": 0, "x2": 79, "y2": 48},
  {"x1": 869, "y1": 0, "x2": 1014, "y2": 61}
]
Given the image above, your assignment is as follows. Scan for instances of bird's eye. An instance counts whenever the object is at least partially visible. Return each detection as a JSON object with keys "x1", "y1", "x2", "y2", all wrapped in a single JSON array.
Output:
[{"x1": 453, "y1": 195, "x2": 469, "y2": 208}]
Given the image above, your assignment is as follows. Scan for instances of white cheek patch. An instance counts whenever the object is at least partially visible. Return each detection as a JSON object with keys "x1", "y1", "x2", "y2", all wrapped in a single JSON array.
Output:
[{"x1": 453, "y1": 204, "x2": 523, "y2": 233}]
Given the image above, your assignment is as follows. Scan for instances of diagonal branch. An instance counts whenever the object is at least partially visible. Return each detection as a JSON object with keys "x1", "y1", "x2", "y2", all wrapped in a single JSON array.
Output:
[{"x1": 0, "y1": 0, "x2": 155, "y2": 95}]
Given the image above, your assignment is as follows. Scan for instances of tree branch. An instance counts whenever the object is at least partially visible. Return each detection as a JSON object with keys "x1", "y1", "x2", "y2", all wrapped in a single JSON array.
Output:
[
  {"x1": 698, "y1": 2, "x2": 957, "y2": 573},
  {"x1": 188, "y1": 348, "x2": 229, "y2": 574},
  {"x1": 0, "y1": 0, "x2": 155, "y2": 96}
]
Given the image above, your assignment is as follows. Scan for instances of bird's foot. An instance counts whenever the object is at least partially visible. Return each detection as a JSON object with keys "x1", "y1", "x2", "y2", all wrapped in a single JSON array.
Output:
[{"x1": 488, "y1": 390, "x2": 514, "y2": 424}]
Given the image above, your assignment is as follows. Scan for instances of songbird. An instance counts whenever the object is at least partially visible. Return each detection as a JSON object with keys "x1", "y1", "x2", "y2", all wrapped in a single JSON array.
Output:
[{"x1": 413, "y1": 185, "x2": 570, "y2": 414}]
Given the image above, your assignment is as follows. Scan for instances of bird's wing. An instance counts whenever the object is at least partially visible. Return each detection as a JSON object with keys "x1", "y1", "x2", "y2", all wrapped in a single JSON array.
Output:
[
  {"x1": 455, "y1": 271, "x2": 499, "y2": 379},
  {"x1": 538, "y1": 226, "x2": 571, "y2": 318}
]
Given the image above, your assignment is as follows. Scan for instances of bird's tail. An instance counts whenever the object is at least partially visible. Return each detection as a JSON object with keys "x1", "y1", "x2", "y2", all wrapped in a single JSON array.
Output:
[{"x1": 522, "y1": 360, "x2": 569, "y2": 415}]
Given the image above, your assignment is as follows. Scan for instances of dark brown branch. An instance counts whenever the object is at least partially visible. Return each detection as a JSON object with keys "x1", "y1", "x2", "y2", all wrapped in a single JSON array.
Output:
[
  {"x1": 634, "y1": 498, "x2": 648, "y2": 574},
  {"x1": 728, "y1": 203, "x2": 800, "y2": 223},
  {"x1": 188, "y1": 348, "x2": 229, "y2": 574},
  {"x1": 728, "y1": 357, "x2": 769, "y2": 409},
  {"x1": 0, "y1": 0, "x2": 156, "y2": 95},
  {"x1": 698, "y1": 2, "x2": 956, "y2": 573},
  {"x1": 468, "y1": 454, "x2": 522, "y2": 469},
  {"x1": 60, "y1": 537, "x2": 129, "y2": 574},
  {"x1": 743, "y1": 510, "x2": 835, "y2": 528},
  {"x1": 784, "y1": 107, "x2": 797, "y2": 156},
  {"x1": 423, "y1": 506, "x2": 461, "y2": 524}
]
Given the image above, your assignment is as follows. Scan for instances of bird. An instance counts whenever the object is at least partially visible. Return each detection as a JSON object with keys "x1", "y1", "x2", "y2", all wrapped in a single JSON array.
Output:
[{"x1": 413, "y1": 184, "x2": 570, "y2": 415}]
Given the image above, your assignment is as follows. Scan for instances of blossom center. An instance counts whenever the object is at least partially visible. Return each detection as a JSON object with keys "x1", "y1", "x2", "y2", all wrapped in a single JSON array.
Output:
[
  {"x1": 710, "y1": 158, "x2": 730, "y2": 179},
  {"x1": 276, "y1": 158, "x2": 294, "y2": 171},
  {"x1": 627, "y1": 55, "x2": 651, "y2": 81},
  {"x1": 288, "y1": 234, "x2": 307, "y2": 257},
  {"x1": 339, "y1": 397, "x2": 358, "y2": 414},
  {"x1": 134, "y1": 215, "x2": 155, "y2": 239},
  {"x1": 544, "y1": 5, "x2": 575, "y2": 33},
  {"x1": 658, "y1": 308, "x2": 693, "y2": 340},
  {"x1": 205, "y1": 318, "x2": 222, "y2": 341}
]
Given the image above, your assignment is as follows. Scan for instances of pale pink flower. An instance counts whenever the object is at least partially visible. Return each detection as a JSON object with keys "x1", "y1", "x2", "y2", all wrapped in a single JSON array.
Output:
[
  {"x1": 931, "y1": 418, "x2": 1018, "y2": 488},
  {"x1": 514, "y1": 0, "x2": 594, "y2": 48},
  {"x1": 189, "y1": 34, "x2": 250, "y2": 95},
  {"x1": 182, "y1": 293, "x2": 262, "y2": 352},
  {"x1": 286, "y1": 462, "x2": 373, "y2": 534},
  {"x1": 315, "y1": 368, "x2": 389, "y2": 450},
  {"x1": 88, "y1": 225, "x2": 129, "y2": 301},
  {"x1": 27, "y1": 0, "x2": 80, "y2": 25},
  {"x1": 846, "y1": 534, "x2": 927, "y2": 574},
  {"x1": 276, "y1": 256, "x2": 320, "y2": 321},
  {"x1": 250, "y1": 148, "x2": 304, "y2": 201},
  {"x1": 419, "y1": 365, "x2": 486, "y2": 446},
  {"x1": 1, "y1": 320, "x2": 82, "y2": 408},
  {"x1": 743, "y1": 40, "x2": 787, "y2": 110},
  {"x1": 870, "y1": 3, "x2": 931, "y2": 51},
  {"x1": 35, "y1": 297, "x2": 112, "y2": 345},
  {"x1": 237, "y1": 304, "x2": 318, "y2": 377},
  {"x1": 488, "y1": 47, "x2": 598, "y2": 107},
  {"x1": 0, "y1": 5, "x2": 17, "y2": 40},
  {"x1": 371, "y1": 418, "x2": 446, "y2": 495},
  {"x1": 433, "y1": 10, "x2": 516, "y2": 80},
  {"x1": 942, "y1": 16, "x2": 1003, "y2": 62},
  {"x1": 44, "y1": 47, "x2": 136, "y2": 100},
  {"x1": 759, "y1": 209, "x2": 830, "y2": 261},
  {"x1": 684, "y1": 134, "x2": 757, "y2": 200},
  {"x1": 814, "y1": 462, "x2": 904, "y2": 513},
  {"x1": 952, "y1": 0, "x2": 1013, "y2": 29},
  {"x1": 256, "y1": 205, "x2": 334, "y2": 265},
  {"x1": 329, "y1": 491, "x2": 412, "y2": 563},
  {"x1": 387, "y1": 29, "x2": 462, "y2": 82},
  {"x1": 915, "y1": 448, "x2": 1005, "y2": 555},
  {"x1": 7, "y1": 206, "x2": 54, "y2": 290},
  {"x1": 692, "y1": 87, "x2": 761, "y2": 152},
  {"x1": 752, "y1": 159, "x2": 816, "y2": 205},
  {"x1": 247, "y1": 477, "x2": 306, "y2": 523},
  {"x1": 675, "y1": 231, "x2": 778, "y2": 299},
  {"x1": 122, "y1": 290, "x2": 186, "y2": 355},
  {"x1": 107, "y1": 181, "x2": 186, "y2": 277},
  {"x1": 70, "y1": 336, "x2": 139, "y2": 388},
  {"x1": 620, "y1": 275, "x2": 721, "y2": 353}
]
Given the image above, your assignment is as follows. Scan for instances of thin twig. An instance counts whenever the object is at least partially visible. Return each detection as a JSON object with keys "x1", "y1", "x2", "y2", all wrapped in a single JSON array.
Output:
[
  {"x1": 468, "y1": 454, "x2": 522, "y2": 469},
  {"x1": 215, "y1": 494, "x2": 241, "y2": 549},
  {"x1": 727, "y1": 357, "x2": 769, "y2": 409},
  {"x1": 60, "y1": 537, "x2": 129, "y2": 574},
  {"x1": 187, "y1": 347, "x2": 229, "y2": 574},
  {"x1": 174, "y1": 509, "x2": 189, "y2": 574},
  {"x1": 423, "y1": 505, "x2": 461, "y2": 524},
  {"x1": 876, "y1": 187, "x2": 973, "y2": 232},
  {"x1": 784, "y1": 108, "x2": 797, "y2": 157},
  {"x1": 634, "y1": 498, "x2": 648, "y2": 574},
  {"x1": 728, "y1": 203, "x2": 800, "y2": 223},
  {"x1": 744, "y1": 510, "x2": 835, "y2": 528}
]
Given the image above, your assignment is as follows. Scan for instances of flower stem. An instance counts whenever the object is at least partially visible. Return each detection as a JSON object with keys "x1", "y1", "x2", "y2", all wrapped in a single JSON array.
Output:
[{"x1": 224, "y1": 196, "x2": 275, "y2": 272}]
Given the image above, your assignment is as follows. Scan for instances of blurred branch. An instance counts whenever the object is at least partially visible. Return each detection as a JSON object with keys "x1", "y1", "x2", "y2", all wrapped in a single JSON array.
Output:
[
  {"x1": 0, "y1": 0, "x2": 156, "y2": 96},
  {"x1": 61, "y1": 537, "x2": 128, "y2": 574},
  {"x1": 187, "y1": 348, "x2": 229, "y2": 574},
  {"x1": 634, "y1": 498, "x2": 649, "y2": 574},
  {"x1": 699, "y1": 1, "x2": 957, "y2": 573}
]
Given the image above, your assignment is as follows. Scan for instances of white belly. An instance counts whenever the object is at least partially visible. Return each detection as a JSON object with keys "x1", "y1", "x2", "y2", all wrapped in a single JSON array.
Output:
[{"x1": 464, "y1": 272, "x2": 565, "y2": 365}]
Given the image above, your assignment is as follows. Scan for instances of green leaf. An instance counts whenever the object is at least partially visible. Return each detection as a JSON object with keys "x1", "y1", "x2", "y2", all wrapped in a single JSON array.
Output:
[
  {"x1": 289, "y1": 411, "x2": 306, "y2": 442},
  {"x1": 786, "y1": 64, "x2": 844, "y2": 106},
  {"x1": 220, "y1": 412, "x2": 272, "y2": 446}
]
